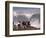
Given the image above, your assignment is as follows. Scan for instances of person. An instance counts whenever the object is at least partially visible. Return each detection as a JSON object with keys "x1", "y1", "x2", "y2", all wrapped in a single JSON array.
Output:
[
  {"x1": 22, "y1": 21, "x2": 26, "y2": 25},
  {"x1": 18, "y1": 24, "x2": 21, "y2": 30},
  {"x1": 22, "y1": 21, "x2": 27, "y2": 29}
]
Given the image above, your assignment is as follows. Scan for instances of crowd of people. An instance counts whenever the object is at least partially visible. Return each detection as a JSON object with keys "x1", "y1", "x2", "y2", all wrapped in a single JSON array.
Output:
[
  {"x1": 13, "y1": 21, "x2": 31, "y2": 30},
  {"x1": 13, "y1": 21, "x2": 40, "y2": 31}
]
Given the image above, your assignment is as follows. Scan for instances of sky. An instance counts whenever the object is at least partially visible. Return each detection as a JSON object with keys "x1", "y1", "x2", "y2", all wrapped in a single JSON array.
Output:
[{"x1": 13, "y1": 7, "x2": 40, "y2": 15}]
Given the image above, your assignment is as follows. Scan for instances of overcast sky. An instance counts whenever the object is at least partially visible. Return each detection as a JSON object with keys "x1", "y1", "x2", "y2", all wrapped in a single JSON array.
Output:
[{"x1": 13, "y1": 7, "x2": 40, "y2": 15}]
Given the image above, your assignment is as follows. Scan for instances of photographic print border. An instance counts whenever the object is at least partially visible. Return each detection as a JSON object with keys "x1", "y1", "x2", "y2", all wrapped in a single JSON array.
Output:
[{"x1": 5, "y1": 1, "x2": 45, "y2": 37}]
